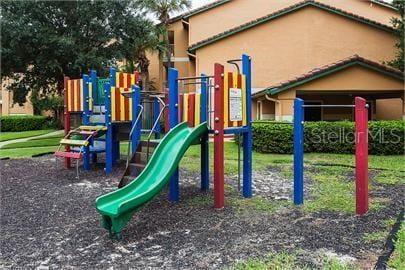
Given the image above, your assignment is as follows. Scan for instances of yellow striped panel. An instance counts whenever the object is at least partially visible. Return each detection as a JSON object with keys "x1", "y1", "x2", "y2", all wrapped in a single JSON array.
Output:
[
  {"x1": 79, "y1": 79, "x2": 84, "y2": 111},
  {"x1": 233, "y1": 72, "x2": 238, "y2": 88},
  {"x1": 67, "y1": 82, "x2": 72, "y2": 112},
  {"x1": 130, "y1": 74, "x2": 135, "y2": 85},
  {"x1": 242, "y1": 75, "x2": 247, "y2": 126},
  {"x1": 129, "y1": 95, "x2": 132, "y2": 121},
  {"x1": 194, "y1": 93, "x2": 201, "y2": 126},
  {"x1": 115, "y1": 72, "x2": 120, "y2": 87},
  {"x1": 120, "y1": 87, "x2": 125, "y2": 120},
  {"x1": 88, "y1": 82, "x2": 93, "y2": 110},
  {"x1": 183, "y1": 93, "x2": 189, "y2": 122},
  {"x1": 111, "y1": 86, "x2": 116, "y2": 121},
  {"x1": 73, "y1": 80, "x2": 78, "y2": 111},
  {"x1": 223, "y1": 72, "x2": 229, "y2": 128}
]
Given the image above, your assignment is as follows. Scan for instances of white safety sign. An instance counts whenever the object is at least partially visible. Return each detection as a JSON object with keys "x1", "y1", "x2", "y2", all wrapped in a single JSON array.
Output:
[{"x1": 229, "y1": 88, "x2": 243, "y2": 121}]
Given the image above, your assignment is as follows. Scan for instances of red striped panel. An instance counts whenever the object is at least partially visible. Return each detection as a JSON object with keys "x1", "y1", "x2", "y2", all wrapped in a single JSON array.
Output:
[
  {"x1": 237, "y1": 74, "x2": 243, "y2": 127},
  {"x1": 115, "y1": 87, "x2": 121, "y2": 121},
  {"x1": 134, "y1": 72, "x2": 140, "y2": 85},
  {"x1": 227, "y1": 72, "x2": 233, "y2": 127},
  {"x1": 76, "y1": 79, "x2": 81, "y2": 111},
  {"x1": 117, "y1": 72, "x2": 124, "y2": 87},
  {"x1": 70, "y1": 80, "x2": 75, "y2": 111},
  {"x1": 179, "y1": 94, "x2": 184, "y2": 122},
  {"x1": 188, "y1": 93, "x2": 195, "y2": 127}
]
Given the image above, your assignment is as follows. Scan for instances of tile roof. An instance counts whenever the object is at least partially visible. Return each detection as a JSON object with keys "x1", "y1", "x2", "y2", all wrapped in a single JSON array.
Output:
[
  {"x1": 168, "y1": 0, "x2": 231, "y2": 23},
  {"x1": 254, "y1": 55, "x2": 404, "y2": 97},
  {"x1": 371, "y1": 0, "x2": 397, "y2": 10},
  {"x1": 188, "y1": 0, "x2": 395, "y2": 53}
]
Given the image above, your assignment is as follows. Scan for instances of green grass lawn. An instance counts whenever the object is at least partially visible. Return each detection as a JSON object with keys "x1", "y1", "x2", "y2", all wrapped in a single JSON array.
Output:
[
  {"x1": 0, "y1": 129, "x2": 55, "y2": 142},
  {"x1": 0, "y1": 146, "x2": 58, "y2": 159},
  {"x1": 1, "y1": 137, "x2": 62, "y2": 149},
  {"x1": 388, "y1": 222, "x2": 405, "y2": 269}
]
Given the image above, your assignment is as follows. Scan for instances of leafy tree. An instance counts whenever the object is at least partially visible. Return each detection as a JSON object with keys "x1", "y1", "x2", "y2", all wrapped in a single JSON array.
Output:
[
  {"x1": 1, "y1": 0, "x2": 157, "y2": 116},
  {"x1": 138, "y1": 0, "x2": 191, "y2": 83},
  {"x1": 387, "y1": 0, "x2": 404, "y2": 71},
  {"x1": 114, "y1": 14, "x2": 164, "y2": 90}
]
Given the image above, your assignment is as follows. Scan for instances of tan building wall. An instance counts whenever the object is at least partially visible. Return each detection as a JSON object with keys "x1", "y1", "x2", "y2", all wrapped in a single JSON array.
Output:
[
  {"x1": 195, "y1": 6, "x2": 397, "y2": 89},
  {"x1": 375, "y1": 98, "x2": 403, "y2": 120},
  {"x1": 1, "y1": 79, "x2": 34, "y2": 116},
  {"x1": 267, "y1": 65, "x2": 404, "y2": 120},
  {"x1": 188, "y1": 0, "x2": 398, "y2": 45}
]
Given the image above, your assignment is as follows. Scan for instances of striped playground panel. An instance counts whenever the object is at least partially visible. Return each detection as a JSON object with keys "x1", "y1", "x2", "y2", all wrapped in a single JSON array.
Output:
[
  {"x1": 110, "y1": 87, "x2": 133, "y2": 122},
  {"x1": 108, "y1": 71, "x2": 139, "y2": 122},
  {"x1": 179, "y1": 92, "x2": 202, "y2": 128},
  {"x1": 66, "y1": 79, "x2": 84, "y2": 112},
  {"x1": 115, "y1": 71, "x2": 139, "y2": 88},
  {"x1": 223, "y1": 72, "x2": 247, "y2": 128}
]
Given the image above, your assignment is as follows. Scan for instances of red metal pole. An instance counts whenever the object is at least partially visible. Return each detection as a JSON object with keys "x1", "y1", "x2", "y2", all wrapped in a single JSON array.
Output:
[
  {"x1": 188, "y1": 93, "x2": 195, "y2": 127},
  {"x1": 355, "y1": 97, "x2": 368, "y2": 215},
  {"x1": 63, "y1": 76, "x2": 71, "y2": 169},
  {"x1": 214, "y1": 63, "x2": 225, "y2": 209}
]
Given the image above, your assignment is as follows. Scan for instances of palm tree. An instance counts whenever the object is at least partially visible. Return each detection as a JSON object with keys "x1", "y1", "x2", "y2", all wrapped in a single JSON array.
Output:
[
  {"x1": 115, "y1": 14, "x2": 164, "y2": 90},
  {"x1": 138, "y1": 0, "x2": 192, "y2": 82}
]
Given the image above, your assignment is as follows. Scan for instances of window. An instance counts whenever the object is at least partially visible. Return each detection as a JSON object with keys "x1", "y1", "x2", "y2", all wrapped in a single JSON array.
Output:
[{"x1": 168, "y1": 31, "x2": 175, "y2": 57}]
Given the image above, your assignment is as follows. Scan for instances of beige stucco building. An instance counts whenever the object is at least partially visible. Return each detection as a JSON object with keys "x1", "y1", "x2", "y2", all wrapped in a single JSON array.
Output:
[
  {"x1": 149, "y1": 0, "x2": 404, "y2": 121},
  {"x1": 0, "y1": 79, "x2": 34, "y2": 116}
]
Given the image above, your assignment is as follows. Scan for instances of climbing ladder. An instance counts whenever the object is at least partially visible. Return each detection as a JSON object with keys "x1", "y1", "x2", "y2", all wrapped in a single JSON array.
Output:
[
  {"x1": 118, "y1": 92, "x2": 166, "y2": 188},
  {"x1": 55, "y1": 125, "x2": 107, "y2": 177}
]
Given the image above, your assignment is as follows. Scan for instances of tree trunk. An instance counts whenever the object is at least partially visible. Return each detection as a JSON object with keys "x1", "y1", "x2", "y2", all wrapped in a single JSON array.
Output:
[{"x1": 139, "y1": 51, "x2": 150, "y2": 91}]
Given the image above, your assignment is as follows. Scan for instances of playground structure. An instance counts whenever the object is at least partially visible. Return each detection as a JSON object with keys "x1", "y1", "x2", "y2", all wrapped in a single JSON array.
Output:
[
  {"x1": 94, "y1": 54, "x2": 253, "y2": 239},
  {"x1": 293, "y1": 97, "x2": 369, "y2": 215},
  {"x1": 55, "y1": 69, "x2": 163, "y2": 178}
]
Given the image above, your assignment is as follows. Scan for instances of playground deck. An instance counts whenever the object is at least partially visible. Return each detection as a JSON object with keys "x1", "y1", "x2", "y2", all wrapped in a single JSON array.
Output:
[{"x1": 0, "y1": 155, "x2": 402, "y2": 269}]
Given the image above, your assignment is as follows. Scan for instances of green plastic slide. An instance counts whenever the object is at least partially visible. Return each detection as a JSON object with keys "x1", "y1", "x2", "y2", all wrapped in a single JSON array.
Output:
[{"x1": 95, "y1": 122, "x2": 208, "y2": 238}]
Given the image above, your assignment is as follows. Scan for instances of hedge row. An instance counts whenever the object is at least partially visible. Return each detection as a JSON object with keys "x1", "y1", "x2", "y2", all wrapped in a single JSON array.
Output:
[
  {"x1": 249, "y1": 120, "x2": 404, "y2": 155},
  {"x1": 0, "y1": 116, "x2": 54, "y2": 132}
]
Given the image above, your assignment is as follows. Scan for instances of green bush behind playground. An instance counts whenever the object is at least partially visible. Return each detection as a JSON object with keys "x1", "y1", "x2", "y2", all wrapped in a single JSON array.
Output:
[
  {"x1": 246, "y1": 120, "x2": 404, "y2": 155},
  {"x1": 0, "y1": 115, "x2": 57, "y2": 132}
]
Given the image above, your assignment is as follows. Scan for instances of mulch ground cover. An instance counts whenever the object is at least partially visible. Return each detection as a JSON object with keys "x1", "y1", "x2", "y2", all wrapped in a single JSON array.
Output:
[{"x1": 0, "y1": 156, "x2": 402, "y2": 269}]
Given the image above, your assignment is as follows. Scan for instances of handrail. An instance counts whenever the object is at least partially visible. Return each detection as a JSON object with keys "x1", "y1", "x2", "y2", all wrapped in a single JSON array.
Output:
[
  {"x1": 126, "y1": 104, "x2": 144, "y2": 168},
  {"x1": 146, "y1": 96, "x2": 167, "y2": 162}
]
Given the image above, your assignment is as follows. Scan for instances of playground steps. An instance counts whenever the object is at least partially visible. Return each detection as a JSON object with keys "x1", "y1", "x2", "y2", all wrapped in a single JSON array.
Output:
[
  {"x1": 79, "y1": 125, "x2": 107, "y2": 131},
  {"x1": 60, "y1": 139, "x2": 89, "y2": 146},
  {"x1": 54, "y1": 151, "x2": 82, "y2": 159},
  {"x1": 118, "y1": 140, "x2": 160, "y2": 188}
]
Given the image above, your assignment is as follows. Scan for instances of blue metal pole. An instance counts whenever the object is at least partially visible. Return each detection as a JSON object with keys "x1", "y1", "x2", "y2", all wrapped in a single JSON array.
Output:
[
  {"x1": 82, "y1": 74, "x2": 91, "y2": 170},
  {"x1": 132, "y1": 85, "x2": 141, "y2": 153},
  {"x1": 242, "y1": 54, "x2": 253, "y2": 198},
  {"x1": 168, "y1": 68, "x2": 180, "y2": 202},
  {"x1": 105, "y1": 82, "x2": 113, "y2": 174},
  {"x1": 200, "y1": 74, "x2": 209, "y2": 191},
  {"x1": 108, "y1": 67, "x2": 119, "y2": 165},
  {"x1": 83, "y1": 74, "x2": 90, "y2": 125},
  {"x1": 90, "y1": 70, "x2": 97, "y2": 108},
  {"x1": 153, "y1": 97, "x2": 161, "y2": 139},
  {"x1": 293, "y1": 98, "x2": 304, "y2": 205}
]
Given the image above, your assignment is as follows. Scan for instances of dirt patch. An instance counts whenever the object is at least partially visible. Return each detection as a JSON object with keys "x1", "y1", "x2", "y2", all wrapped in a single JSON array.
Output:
[{"x1": 0, "y1": 156, "x2": 403, "y2": 269}]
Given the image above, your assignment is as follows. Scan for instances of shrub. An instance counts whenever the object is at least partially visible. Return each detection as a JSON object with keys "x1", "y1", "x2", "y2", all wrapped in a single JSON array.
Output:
[
  {"x1": 0, "y1": 115, "x2": 55, "y2": 132},
  {"x1": 248, "y1": 120, "x2": 404, "y2": 155}
]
